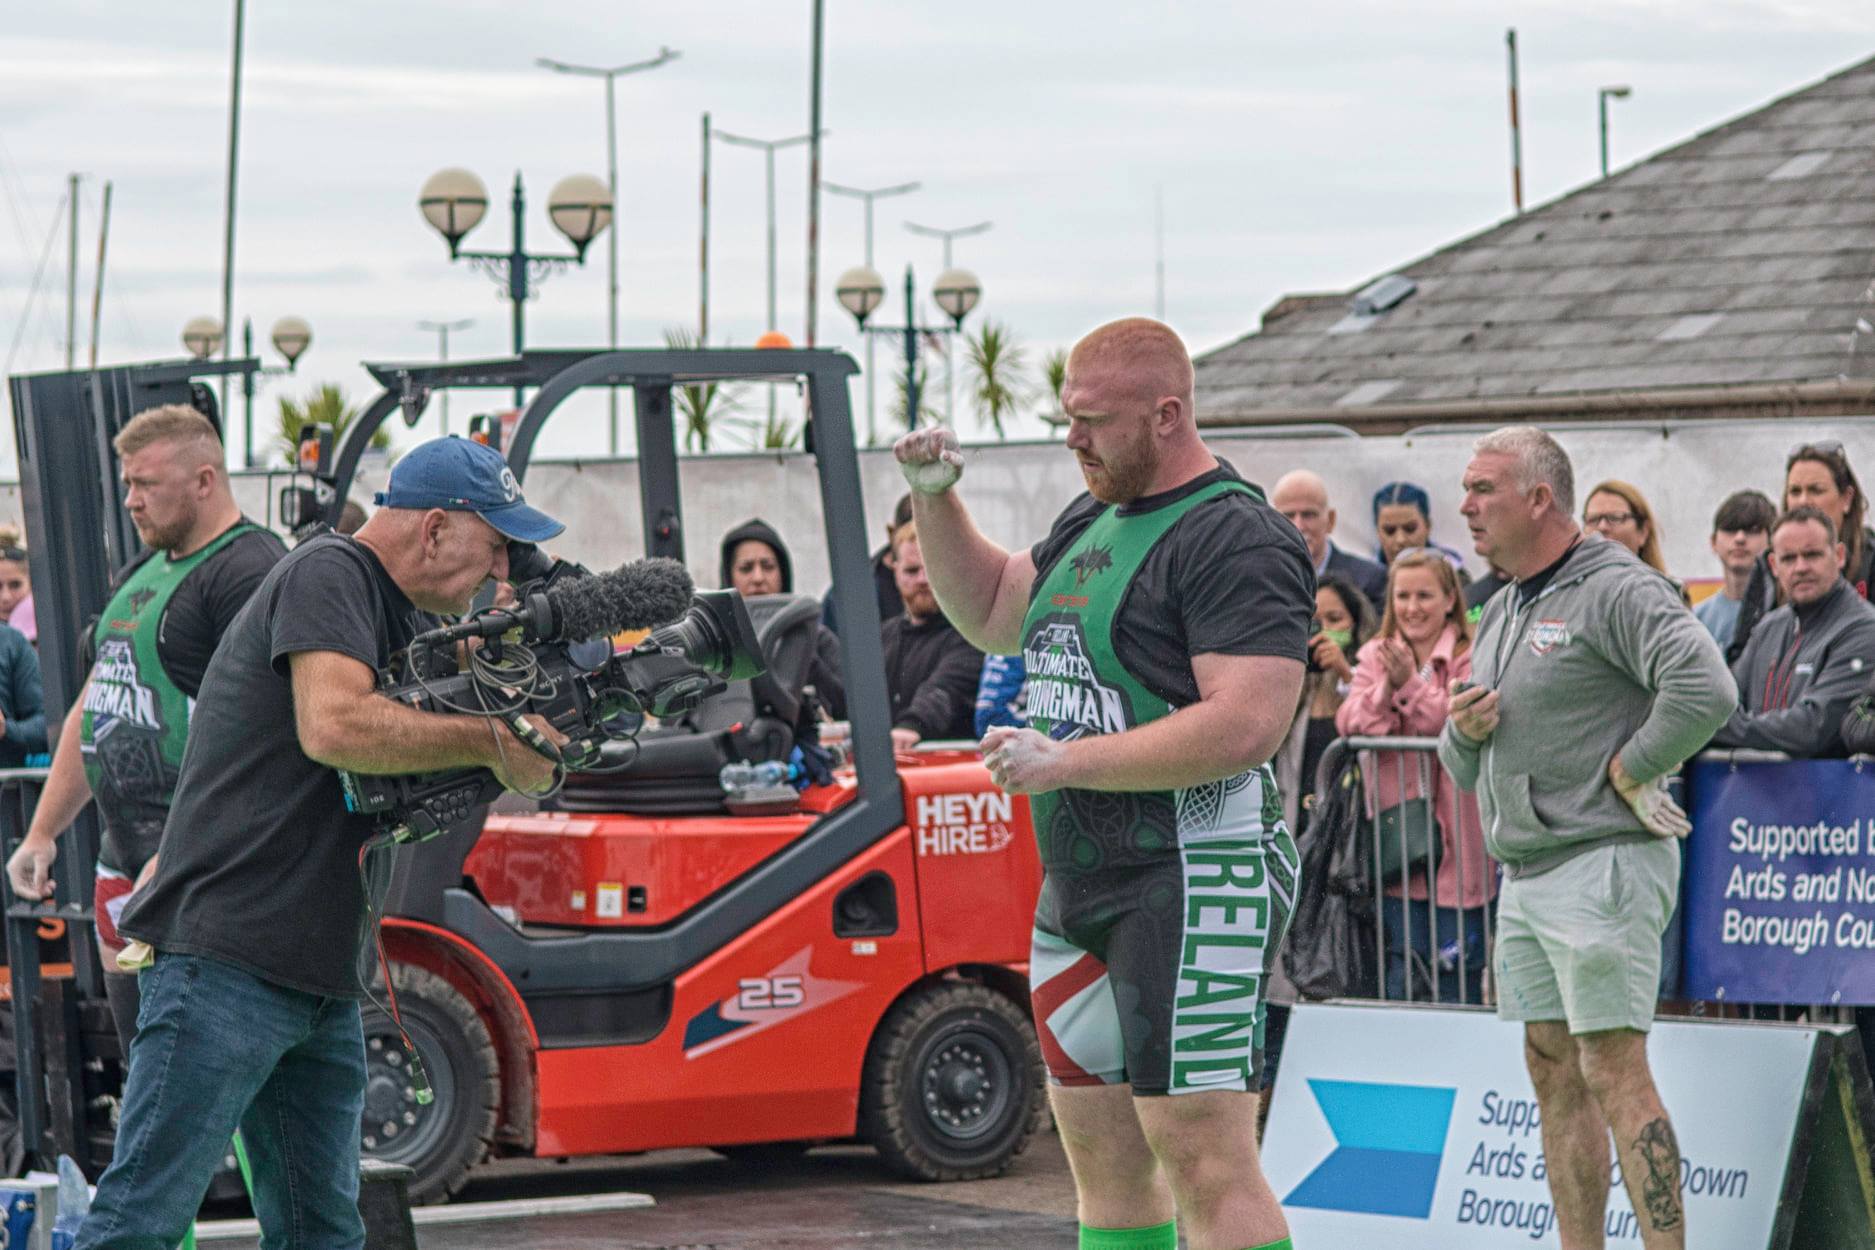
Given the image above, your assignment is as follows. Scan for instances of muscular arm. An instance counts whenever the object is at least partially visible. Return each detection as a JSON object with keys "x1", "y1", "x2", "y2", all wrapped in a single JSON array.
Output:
[
  {"x1": 289, "y1": 650, "x2": 512, "y2": 775},
  {"x1": 1024, "y1": 653, "x2": 1304, "y2": 793},
  {"x1": 910, "y1": 489, "x2": 1037, "y2": 656},
  {"x1": 24, "y1": 686, "x2": 93, "y2": 843}
]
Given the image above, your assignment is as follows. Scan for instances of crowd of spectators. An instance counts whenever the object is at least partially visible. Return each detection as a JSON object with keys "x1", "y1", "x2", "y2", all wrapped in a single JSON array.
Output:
[{"x1": 909, "y1": 437, "x2": 1875, "y2": 1017}]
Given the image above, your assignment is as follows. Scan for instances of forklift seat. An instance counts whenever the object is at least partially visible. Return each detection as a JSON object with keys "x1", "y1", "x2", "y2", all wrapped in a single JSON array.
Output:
[{"x1": 553, "y1": 593, "x2": 824, "y2": 815}]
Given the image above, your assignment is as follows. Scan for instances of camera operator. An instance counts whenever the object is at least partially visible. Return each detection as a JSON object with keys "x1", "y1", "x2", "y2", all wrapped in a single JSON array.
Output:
[
  {"x1": 72, "y1": 437, "x2": 567, "y2": 1250},
  {"x1": 6, "y1": 405, "x2": 284, "y2": 1055}
]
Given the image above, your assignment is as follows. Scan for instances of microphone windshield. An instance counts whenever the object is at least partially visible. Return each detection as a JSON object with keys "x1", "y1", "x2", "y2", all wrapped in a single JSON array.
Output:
[{"x1": 544, "y1": 558, "x2": 693, "y2": 641}]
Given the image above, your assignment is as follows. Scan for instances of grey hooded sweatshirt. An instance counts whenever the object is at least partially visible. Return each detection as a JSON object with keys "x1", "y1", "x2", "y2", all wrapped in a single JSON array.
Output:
[{"x1": 1438, "y1": 537, "x2": 1736, "y2": 878}]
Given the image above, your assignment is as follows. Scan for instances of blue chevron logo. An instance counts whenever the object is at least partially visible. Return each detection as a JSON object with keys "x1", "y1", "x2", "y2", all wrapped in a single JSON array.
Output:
[{"x1": 1283, "y1": 1079, "x2": 1457, "y2": 1219}]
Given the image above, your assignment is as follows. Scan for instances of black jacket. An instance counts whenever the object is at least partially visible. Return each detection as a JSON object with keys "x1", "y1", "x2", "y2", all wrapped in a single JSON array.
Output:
[
  {"x1": 821, "y1": 545, "x2": 904, "y2": 638},
  {"x1": 1714, "y1": 579, "x2": 1875, "y2": 756},
  {"x1": 719, "y1": 517, "x2": 845, "y2": 719},
  {"x1": 0, "y1": 625, "x2": 45, "y2": 768},
  {"x1": 1324, "y1": 542, "x2": 1388, "y2": 615},
  {"x1": 881, "y1": 611, "x2": 984, "y2": 740},
  {"x1": 1730, "y1": 527, "x2": 1875, "y2": 665}
]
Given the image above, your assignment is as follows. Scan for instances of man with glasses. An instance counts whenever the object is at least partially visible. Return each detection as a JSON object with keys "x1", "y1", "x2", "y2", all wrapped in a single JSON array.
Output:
[
  {"x1": 5, "y1": 405, "x2": 285, "y2": 1053},
  {"x1": 1713, "y1": 507, "x2": 1875, "y2": 756}
]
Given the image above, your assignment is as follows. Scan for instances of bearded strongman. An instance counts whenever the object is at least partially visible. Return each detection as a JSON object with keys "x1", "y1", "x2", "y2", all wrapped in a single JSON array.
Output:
[{"x1": 895, "y1": 318, "x2": 1312, "y2": 1250}]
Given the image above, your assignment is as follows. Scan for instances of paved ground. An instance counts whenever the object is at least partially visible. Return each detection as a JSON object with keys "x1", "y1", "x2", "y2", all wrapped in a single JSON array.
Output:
[{"x1": 208, "y1": 1130, "x2": 1083, "y2": 1249}]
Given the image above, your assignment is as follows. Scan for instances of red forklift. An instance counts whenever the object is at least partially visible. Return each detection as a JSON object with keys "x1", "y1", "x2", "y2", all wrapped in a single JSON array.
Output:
[{"x1": 5, "y1": 347, "x2": 1048, "y2": 1204}]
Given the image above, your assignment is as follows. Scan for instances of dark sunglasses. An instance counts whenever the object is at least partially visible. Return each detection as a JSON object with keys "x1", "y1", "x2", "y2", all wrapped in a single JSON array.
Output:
[{"x1": 0, "y1": 546, "x2": 26, "y2": 563}]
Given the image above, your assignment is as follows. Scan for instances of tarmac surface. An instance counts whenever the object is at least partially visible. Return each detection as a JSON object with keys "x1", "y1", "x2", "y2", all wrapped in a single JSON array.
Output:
[{"x1": 208, "y1": 1129, "x2": 1083, "y2": 1249}]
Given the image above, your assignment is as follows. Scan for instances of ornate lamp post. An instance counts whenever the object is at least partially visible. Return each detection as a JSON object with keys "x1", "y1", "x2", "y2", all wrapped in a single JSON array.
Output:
[{"x1": 419, "y1": 167, "x2": 612, "y2": 404}]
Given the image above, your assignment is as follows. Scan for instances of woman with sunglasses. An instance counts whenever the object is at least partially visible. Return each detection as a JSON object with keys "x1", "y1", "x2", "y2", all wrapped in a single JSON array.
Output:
[
  {"x1": 0, "y1": 526, "x2": 35, "y2": 645},
  {"x1": 1730, "y1": 442, "x2": 1873, "y2": 662}
]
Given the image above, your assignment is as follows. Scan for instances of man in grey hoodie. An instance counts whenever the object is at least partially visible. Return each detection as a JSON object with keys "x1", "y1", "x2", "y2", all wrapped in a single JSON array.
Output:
[{"x1": 1438, "y1": 427, "x2": 1734, "y2": 1250}]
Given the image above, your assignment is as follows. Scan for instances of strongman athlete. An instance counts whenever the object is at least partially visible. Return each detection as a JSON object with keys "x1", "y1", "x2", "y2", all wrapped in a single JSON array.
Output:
[
  {"x1": 6, "y1": 405, "x2": 283, "y2": 1051},
  {"x1": 895, "y1": 318, "x2": 1311, "y2": 1250}
]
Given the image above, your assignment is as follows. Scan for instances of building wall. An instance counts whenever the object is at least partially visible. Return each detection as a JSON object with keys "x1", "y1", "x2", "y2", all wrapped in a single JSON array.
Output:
[{"x1": 3, "y1": 416, "x2": 1868, "y2": 598}]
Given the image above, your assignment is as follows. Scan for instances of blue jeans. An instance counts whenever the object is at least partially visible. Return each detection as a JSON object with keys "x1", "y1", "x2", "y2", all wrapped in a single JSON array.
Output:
[
  {"x1": 1382, "y1": 896, "x2": 1489, "y2": 1005},
  {"x1": 77, "y1": 953, "x2": 366, "y2": 1250}
]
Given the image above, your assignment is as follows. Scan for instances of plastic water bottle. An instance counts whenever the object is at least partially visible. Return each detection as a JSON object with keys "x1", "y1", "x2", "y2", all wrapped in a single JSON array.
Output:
[
  {"x1": 719, "y1": 760, "x2": 792, "y2": 792},
  {"x1": 53, "y1": 1154, "x2": 89, "y2": 1247}
]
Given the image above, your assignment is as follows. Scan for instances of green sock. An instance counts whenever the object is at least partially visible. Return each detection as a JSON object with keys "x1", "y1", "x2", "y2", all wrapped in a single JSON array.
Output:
[{"x1": 1079, "y1": 1220, "x2": 1177, "y2": 1249}]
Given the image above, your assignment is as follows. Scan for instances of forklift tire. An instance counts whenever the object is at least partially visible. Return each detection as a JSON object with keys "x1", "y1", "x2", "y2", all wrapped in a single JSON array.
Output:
[
  {"x1": 860, "y1": 981, "x2": 1045, "y2": 1181},
  {"x1": 360, "y1": 964, "x2": 499, "y2": 1204}
]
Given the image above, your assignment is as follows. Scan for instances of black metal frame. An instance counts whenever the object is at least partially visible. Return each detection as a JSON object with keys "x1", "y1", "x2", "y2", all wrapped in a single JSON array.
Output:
[
  {"x1": 5, "y1": 357, "x2": 255, "y2": 1169},
  {"x1": 5, "y1": 343, "x2": 900, "y2": 1139},
  {"x1": 327, "y1": 348, "x2": 904, "y2": 1030}
]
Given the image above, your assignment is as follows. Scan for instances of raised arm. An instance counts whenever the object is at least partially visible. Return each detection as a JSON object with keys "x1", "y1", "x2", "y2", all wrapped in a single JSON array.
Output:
[{"x1": 895, "y1": 428, "x2": 1036, "y2": 655}]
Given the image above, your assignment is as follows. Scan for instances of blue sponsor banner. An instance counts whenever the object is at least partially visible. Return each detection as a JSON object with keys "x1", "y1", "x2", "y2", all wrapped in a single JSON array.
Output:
[{"x1": 1685, "y1": 757, "x2": 1875, "y2": 1005}]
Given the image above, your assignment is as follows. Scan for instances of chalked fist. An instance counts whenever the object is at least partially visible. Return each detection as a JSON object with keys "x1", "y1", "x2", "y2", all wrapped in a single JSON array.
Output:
[
  {"x1": 981, "y1": 726, "x2": 1066, "y2": 796},
  {"x1": 894, "y1": 426, "x2": 965, "y2": 495}
]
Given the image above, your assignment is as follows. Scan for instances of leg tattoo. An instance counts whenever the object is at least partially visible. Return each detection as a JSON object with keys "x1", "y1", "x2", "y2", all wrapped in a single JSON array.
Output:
[{"x1": 1634, "y1": 1117, "x2": 1683, "y2": 1232}]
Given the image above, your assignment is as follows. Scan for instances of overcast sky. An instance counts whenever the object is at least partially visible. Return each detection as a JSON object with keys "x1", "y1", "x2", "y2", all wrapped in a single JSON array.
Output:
[{"x1": 3, "y1": 0, "x2": 1873, "y2": 470}]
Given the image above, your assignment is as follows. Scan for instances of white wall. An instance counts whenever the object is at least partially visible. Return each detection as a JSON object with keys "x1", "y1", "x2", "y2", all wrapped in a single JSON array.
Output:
[{"x1": 7, "y1": 416, "x2": 1869, "y2": 595}]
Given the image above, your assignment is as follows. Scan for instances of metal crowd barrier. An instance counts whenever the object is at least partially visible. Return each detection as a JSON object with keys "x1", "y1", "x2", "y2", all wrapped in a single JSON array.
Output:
[
  {"x1": 1337, "y1": 736, "x2": 1498, "y2": 1008},
  {"x1": 0, "y1": 766, "x2": 118, "y2": 1173},
  {"x1": 1305, "y1": 740, "x2": 1860, "y2": 1026}
]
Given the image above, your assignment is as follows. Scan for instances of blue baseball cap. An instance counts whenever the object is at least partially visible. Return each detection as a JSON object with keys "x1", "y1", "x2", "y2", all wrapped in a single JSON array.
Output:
[{"x1": 373, "y1": 436, "x2": 565, "y2": 543}]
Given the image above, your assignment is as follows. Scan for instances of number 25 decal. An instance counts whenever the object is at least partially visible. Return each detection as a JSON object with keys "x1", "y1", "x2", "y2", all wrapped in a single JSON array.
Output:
[{"x1": 737, "y1": 975, "x2": 805, "y2": 1010}]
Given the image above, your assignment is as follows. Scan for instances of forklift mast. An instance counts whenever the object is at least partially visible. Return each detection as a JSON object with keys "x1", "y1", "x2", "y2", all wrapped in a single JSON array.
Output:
[{"x1": 4, "y1": 355, "x2": 257, "y2": 1171}]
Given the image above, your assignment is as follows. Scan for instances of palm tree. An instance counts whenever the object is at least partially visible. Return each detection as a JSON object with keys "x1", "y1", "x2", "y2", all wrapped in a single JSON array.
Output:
[
  {"x1": 890, "y1": 364, "x2": 944, "y2": 430},
  {"x1": 664, "y1": 326, "x2": 744, "y2": 452},
  {"x1": 1041, "y1": 348, "x2": 1069, "y2": 438},
  {"x1": 756, "y1": 410, "x2": 800, "y2": 450},
  {"x1": 1042, "y1": 349, "x2": 1068, "y2": 411},
  {"x1": 963, "y1": 321, "x2": 1031, "y2": 439},
  {"x1": 276, "y1": 384, "x2": 385, "y2": 465}
]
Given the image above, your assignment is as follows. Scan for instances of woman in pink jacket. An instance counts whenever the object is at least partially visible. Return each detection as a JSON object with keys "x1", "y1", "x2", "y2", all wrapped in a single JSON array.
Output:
[{"x1": 1336, "y1": 549, "x2": 1496, "y2": 1003}]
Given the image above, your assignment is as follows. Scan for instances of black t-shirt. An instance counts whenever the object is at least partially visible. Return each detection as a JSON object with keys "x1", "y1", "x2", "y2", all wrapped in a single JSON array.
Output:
[
  {"x1": 83, "y1": 521, "x2": 285, "y2": 698},
  {"x1": 1514, "y1": 537, "x2": 1584, "y2": 609},
  {"x1": 1028, "y1": 461, "x2": 1314, "y2": 707},
  {"x1": 118, "y1": 535, "x2": 434, "y2": 999}
]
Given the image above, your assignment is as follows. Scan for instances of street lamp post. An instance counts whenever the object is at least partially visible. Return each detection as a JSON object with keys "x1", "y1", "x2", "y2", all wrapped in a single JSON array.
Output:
[
  {"x1": 826, "y1": 179, "x2": 920, "y2": 446},
  {"x1": 837, "y1": 263, "x2": 981, "y2": 433},
  {"x1": 713, "y1": 127, "x2": 821, "y2": 428},
  {"x1": 904, "y1": 219, "x2": 992, "y2": 422},
  {"x1": 183, "y1": 315, "x2": 312, "y2": 465},
  {"x1": 536, "y1": 47, "x2": 681, "y2": 455},
  {"x1": 417, "y1": 317, "x2": 474, "y2": 435},
  {"x1": 1599, "y1": 85, "x2": 1632, "y2": 179},
  {"x1": 419, "y1": 167, "x2": 611, "y2": 406}
]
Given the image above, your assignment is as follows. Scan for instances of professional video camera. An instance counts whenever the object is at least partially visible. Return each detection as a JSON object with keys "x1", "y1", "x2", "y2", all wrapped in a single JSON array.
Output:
[{"x1": 340, "y1": 546, "x2": 765, "y2": 843}]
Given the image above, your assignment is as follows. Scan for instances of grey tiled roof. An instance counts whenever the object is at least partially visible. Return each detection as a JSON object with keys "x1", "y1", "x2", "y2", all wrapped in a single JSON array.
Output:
[{"x1": 1194, "y1": 55, "x2": 1875, "y2": 421}]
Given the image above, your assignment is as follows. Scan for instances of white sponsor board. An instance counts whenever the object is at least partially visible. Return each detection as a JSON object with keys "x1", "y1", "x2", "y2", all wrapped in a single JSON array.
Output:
[{"x1": 1264, "y1": 1003, "x2": 1819, "y2": 1248}]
